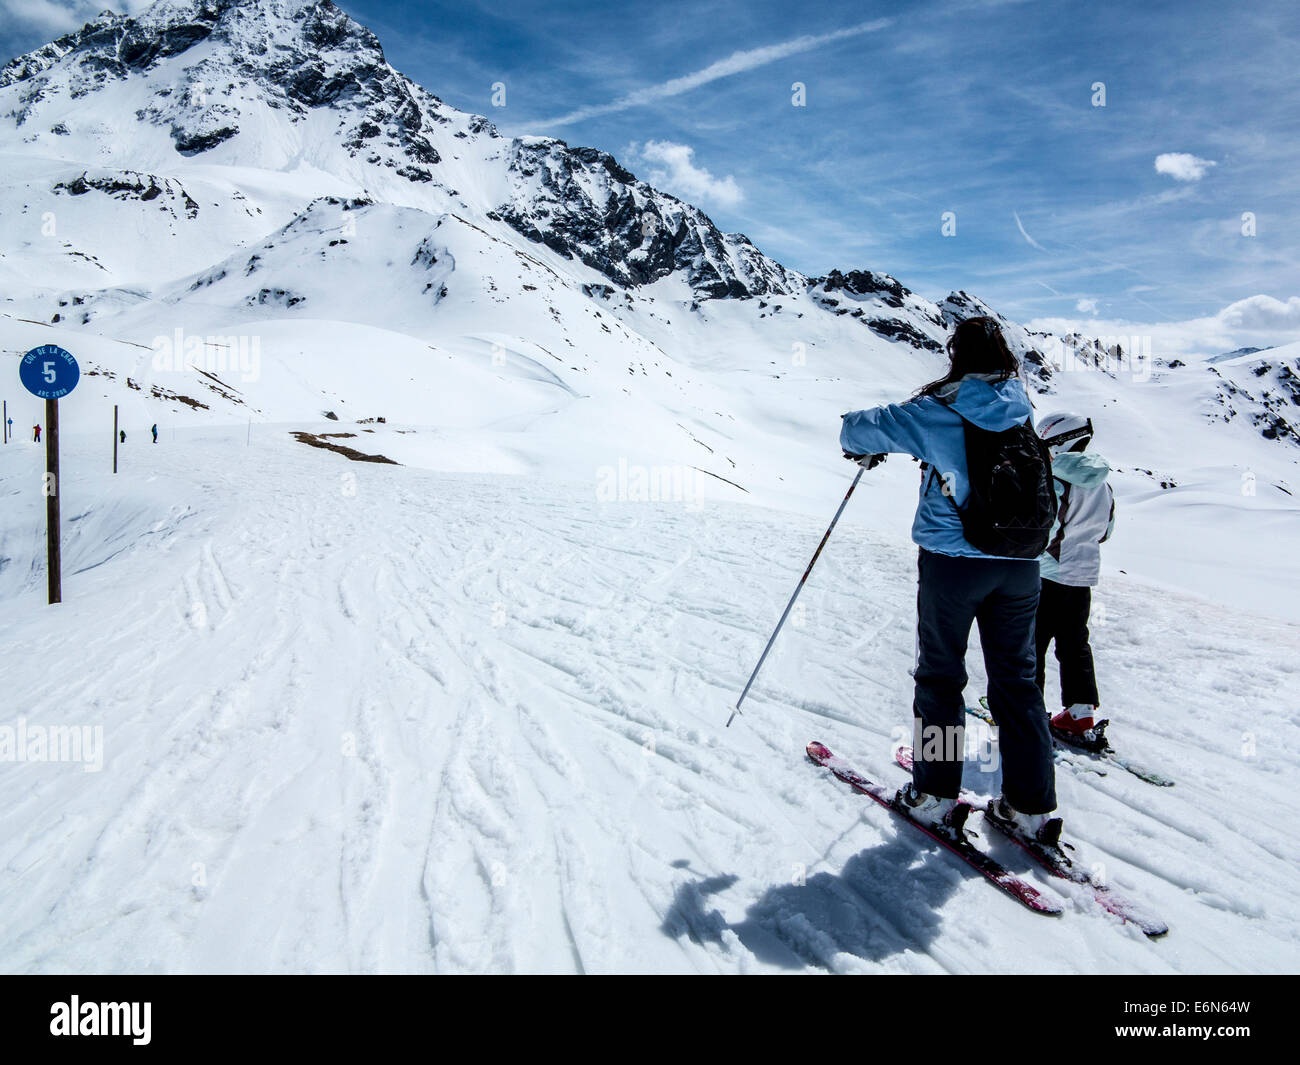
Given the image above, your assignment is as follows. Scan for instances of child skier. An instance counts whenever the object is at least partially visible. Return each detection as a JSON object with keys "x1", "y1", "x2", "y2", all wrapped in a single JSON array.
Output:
[
  {"x1": 1034, "y1": 412, "x2": 1115, "y2": 743},
  {"x1": 840, "y1": 317, "x2": 1059, "y2": 844},
  {"x1": 151, "y1": 424, "x2": 158, "y2": 444}
]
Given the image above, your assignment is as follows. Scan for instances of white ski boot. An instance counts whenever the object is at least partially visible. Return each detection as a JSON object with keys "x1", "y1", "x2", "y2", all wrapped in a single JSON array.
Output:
[
  {"x1": 986, "y1": 796, "x2": 1063, "y2": 848},
  {"x1": 895, "y1": 783, "x2": 970, "y2": 841}
]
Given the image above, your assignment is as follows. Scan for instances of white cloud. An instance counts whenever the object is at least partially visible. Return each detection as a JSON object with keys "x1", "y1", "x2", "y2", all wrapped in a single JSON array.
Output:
[
  {"x1": 1217, "y1": 294, "x2": 1300, "y2": 330},
  {"x1": 1027, "y1": 294, "x2": 1300, "y2": 359},
  {"x1": 1075, "y1": 298, "x2": 1098, "y2": 314},
  {"x1": 539, "y1": 18, "x2": 892, "y2": 127},
  {"x1": 0, "y1": 0, "x2": 83, "y2": 34},
  {"x1": 628, "y1": 140, "x2": 743, "y2": 208},
  {"x1": 1154, "y1": 152, "x2": 1216, "y2": 182},
  {"x1": 0, "y1": 0, "x2": 150, "y2": 36}
]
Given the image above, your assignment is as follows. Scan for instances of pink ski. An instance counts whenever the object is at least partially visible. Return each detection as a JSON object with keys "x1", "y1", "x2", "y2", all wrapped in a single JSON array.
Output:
[
  {"x1": 807, "y1": 741, "x2": 1062, "y2": 917},
  {"x1": 894, "y1": 745, "x2": 1168, "y2": 936}
]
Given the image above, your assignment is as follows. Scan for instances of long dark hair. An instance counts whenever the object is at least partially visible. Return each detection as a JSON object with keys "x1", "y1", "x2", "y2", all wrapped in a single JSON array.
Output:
[{"x1": 913, "y1": 316, "x2": 1019, "y2": 399}]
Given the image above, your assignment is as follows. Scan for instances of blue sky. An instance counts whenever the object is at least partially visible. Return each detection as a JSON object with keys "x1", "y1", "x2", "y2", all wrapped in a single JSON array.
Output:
[
  {"x1": 3, "y1": 0, "x2": 1298, "y2": 346},
  {"x1": 343, "y1": 0, "x2": 1300, "y2": 340}
]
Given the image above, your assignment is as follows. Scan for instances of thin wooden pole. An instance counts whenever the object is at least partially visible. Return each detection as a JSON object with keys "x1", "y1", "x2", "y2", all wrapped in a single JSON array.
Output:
[
  {"x1": 45, "y1": 396, "x2": 61, "y2": 605},
  {"x1": 113, "y1": 404, "x2": 118, "y2": 473}
]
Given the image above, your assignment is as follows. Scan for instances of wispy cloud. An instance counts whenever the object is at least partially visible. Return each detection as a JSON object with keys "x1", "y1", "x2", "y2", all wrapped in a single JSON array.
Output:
[
  {"x1": 1013, "y1": 211, "x2": 1046, "y2": 250},
  {"x1": 626, "y1": 140, "x2": 743, "y2": 208},
  {"x1": 536, "y1": 18, "x2": 892, "y2": 127},
  {"x1": 1154, "y1": 152, "x2": 1217, "y2": 182},
  {"x1": 1, "y1": 0, "x2": 78, "y2": 33},
  {"x1": 0, "y1": 0, "x2": 153, "y2": 61},
  {"x1": 0, "y1": 0, "x2": 147, "y2": 35}
]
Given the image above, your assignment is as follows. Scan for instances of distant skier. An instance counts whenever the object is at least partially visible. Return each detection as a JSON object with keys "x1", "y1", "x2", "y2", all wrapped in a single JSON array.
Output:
[
  {"x1": 151, "y1": 423, "x2": 158, "y2": 444},
  {"x1": 1034, "y1": 412, "x2": 1115, "y2": 742},
  {"x1": 840, "y1": 316, "x2": 1060, "y2": 843},
  {"x1": 33, "y1": 424, "x2": 41, "y2": 443},
  {"x1": 120, "y1": 429, "x2": 126, "y2": 444}
]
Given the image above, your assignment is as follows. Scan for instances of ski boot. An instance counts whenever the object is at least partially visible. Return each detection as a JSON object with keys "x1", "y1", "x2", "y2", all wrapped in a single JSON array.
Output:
[
  {"x1": 1050, "y1": 704, "x2": 1111, "y2": 753},
  {"x1": 985, "y1": 796, "x2": 1064, "y2": 849},
  {"x1": 894, "y1": 783, "x2": 971, "y2": 842}
]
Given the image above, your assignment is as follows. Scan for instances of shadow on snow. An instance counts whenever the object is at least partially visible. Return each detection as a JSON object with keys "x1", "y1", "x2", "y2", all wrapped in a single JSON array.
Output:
[{"x1": 661, "y1": 833, "x2": 972, "y2": 970}]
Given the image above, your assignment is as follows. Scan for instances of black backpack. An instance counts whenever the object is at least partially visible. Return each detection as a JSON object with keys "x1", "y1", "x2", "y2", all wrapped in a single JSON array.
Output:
[{"x1": 932, "y1": 415, "x2": 1057, "y2": 558}]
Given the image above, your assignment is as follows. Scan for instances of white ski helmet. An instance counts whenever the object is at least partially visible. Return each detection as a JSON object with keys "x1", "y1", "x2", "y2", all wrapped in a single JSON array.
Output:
[{"x1": 1037, "y1": 411, "x2": 1093, "y2": 455}]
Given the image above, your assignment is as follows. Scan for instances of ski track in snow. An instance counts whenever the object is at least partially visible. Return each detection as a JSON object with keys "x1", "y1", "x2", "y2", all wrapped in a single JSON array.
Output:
[{"x1": 0, "y1": 429, "x2": 1297, "y2": 974}]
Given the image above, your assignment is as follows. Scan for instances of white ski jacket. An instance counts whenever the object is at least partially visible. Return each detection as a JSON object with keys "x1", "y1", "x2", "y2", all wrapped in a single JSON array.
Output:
[{"x1": 1039, "y1": 451, "x2": 1115, "y2": 588}]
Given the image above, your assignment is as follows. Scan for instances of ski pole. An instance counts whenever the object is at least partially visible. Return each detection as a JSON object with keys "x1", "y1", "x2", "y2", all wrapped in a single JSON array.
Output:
[{"x1": 728, "y1": 467, "x2": 864, "y2": 727}]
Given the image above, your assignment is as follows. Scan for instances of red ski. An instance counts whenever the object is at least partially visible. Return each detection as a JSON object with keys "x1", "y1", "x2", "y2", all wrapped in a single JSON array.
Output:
[
  {"x1": 895, "y1": 745, "x2": 1168, "y2": 937},
  {"x1": 806, "y1": 741, "x2": 1062, "y2": 917}
]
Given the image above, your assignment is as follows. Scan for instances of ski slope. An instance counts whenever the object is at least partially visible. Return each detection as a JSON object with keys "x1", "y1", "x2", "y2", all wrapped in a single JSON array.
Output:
[
  {"x1": 1, "y1": 0, "x2": 1297, "y2": 976},
  {"x1": 1, "y1": 423, "x2": 1297, "y2": 973}
]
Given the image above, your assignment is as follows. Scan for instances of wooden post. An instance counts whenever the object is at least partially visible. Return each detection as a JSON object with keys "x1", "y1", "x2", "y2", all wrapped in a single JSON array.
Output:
[
  {"x1": 45, "y1": 396, "x2": 61, "y2": 605},
  {"x1": 3, "y1": 399, "x2": 7, "y2": 443},
  {"x1": 113, "y1": 405, "x2": 118, "y2": 473}
]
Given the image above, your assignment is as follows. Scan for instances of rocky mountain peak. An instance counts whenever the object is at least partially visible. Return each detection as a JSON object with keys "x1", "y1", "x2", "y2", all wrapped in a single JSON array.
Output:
[
  {"x1": 488, "y1": 137, "x2": 804, "y2": 300},
  {"x1": 3, "y1": 0, "x2": 450, "y2": 179}
]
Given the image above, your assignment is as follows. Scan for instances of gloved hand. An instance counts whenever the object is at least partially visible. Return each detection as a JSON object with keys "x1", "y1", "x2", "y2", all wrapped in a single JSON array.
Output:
[{"x1": 843, "y1": 450, "x2": 888, "y2": 469}]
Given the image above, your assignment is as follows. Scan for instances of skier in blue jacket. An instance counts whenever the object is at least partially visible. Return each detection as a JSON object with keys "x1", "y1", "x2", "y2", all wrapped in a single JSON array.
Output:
[{"x1": 840, "y1": 316, "x2": 1058, "y2": 843}]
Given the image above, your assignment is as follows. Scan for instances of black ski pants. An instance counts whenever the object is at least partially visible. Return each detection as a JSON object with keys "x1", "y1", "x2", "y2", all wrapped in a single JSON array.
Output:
[
  {"x1": 1035, "y1": 578, "x2": 1100, "y2": 708},
  {"x1": 912, "y1": 548, "x2": 1056, "y2": 814}
]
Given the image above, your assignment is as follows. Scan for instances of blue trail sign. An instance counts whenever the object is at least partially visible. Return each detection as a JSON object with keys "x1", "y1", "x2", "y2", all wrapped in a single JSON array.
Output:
[
  {"x1": 20, "y1": 344, "x2": 79, "y2": 401},
  {"x1": 19, "y1": 344, "x2": 78, "y2": 603}
]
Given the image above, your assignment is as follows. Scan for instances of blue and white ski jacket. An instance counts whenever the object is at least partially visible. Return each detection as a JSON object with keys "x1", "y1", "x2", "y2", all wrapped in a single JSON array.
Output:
[{"x1": 840, "y1": 374, "x2": 1035, "y2": 559}]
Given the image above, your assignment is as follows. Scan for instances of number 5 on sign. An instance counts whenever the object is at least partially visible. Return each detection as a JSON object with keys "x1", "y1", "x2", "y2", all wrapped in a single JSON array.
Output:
[
  {"x1": 21, "y1": 345, "x2": 79, "y2": 400},
  {"x1": 20, "y1": 344, "x2": 79, "y2": 604}
]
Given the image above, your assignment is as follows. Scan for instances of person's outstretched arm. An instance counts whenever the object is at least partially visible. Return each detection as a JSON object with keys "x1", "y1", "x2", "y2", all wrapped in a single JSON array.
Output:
[{"x1": 840, "y1": 399, "x2": 934, "y2": 462}]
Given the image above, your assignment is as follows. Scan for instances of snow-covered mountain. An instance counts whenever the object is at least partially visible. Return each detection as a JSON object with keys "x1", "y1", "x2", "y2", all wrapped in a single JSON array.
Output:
[
  {"x1": 1, "y1": 0, "x2": 1297, "y2": 974},
  {"x1": 0, "y1": 0, "x2": 803, "y2": 299},
  {"x1": 2, "y1": 0, "x2": 1294, "y2": 477}
]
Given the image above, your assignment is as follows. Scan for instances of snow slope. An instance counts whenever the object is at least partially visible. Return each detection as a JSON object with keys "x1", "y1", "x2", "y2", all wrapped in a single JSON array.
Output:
[
  {"x1": 0, "y1": 425, "x2": 1297, "y2": 973},
  {"x1": 0, "y1": 0, "x2": 1298, "y2": 974}
]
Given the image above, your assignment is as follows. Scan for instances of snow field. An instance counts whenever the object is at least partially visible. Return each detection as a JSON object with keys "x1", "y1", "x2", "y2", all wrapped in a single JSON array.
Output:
[{"x1": 1, "y1": 425, "x2": 1296, "y2": 973}]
